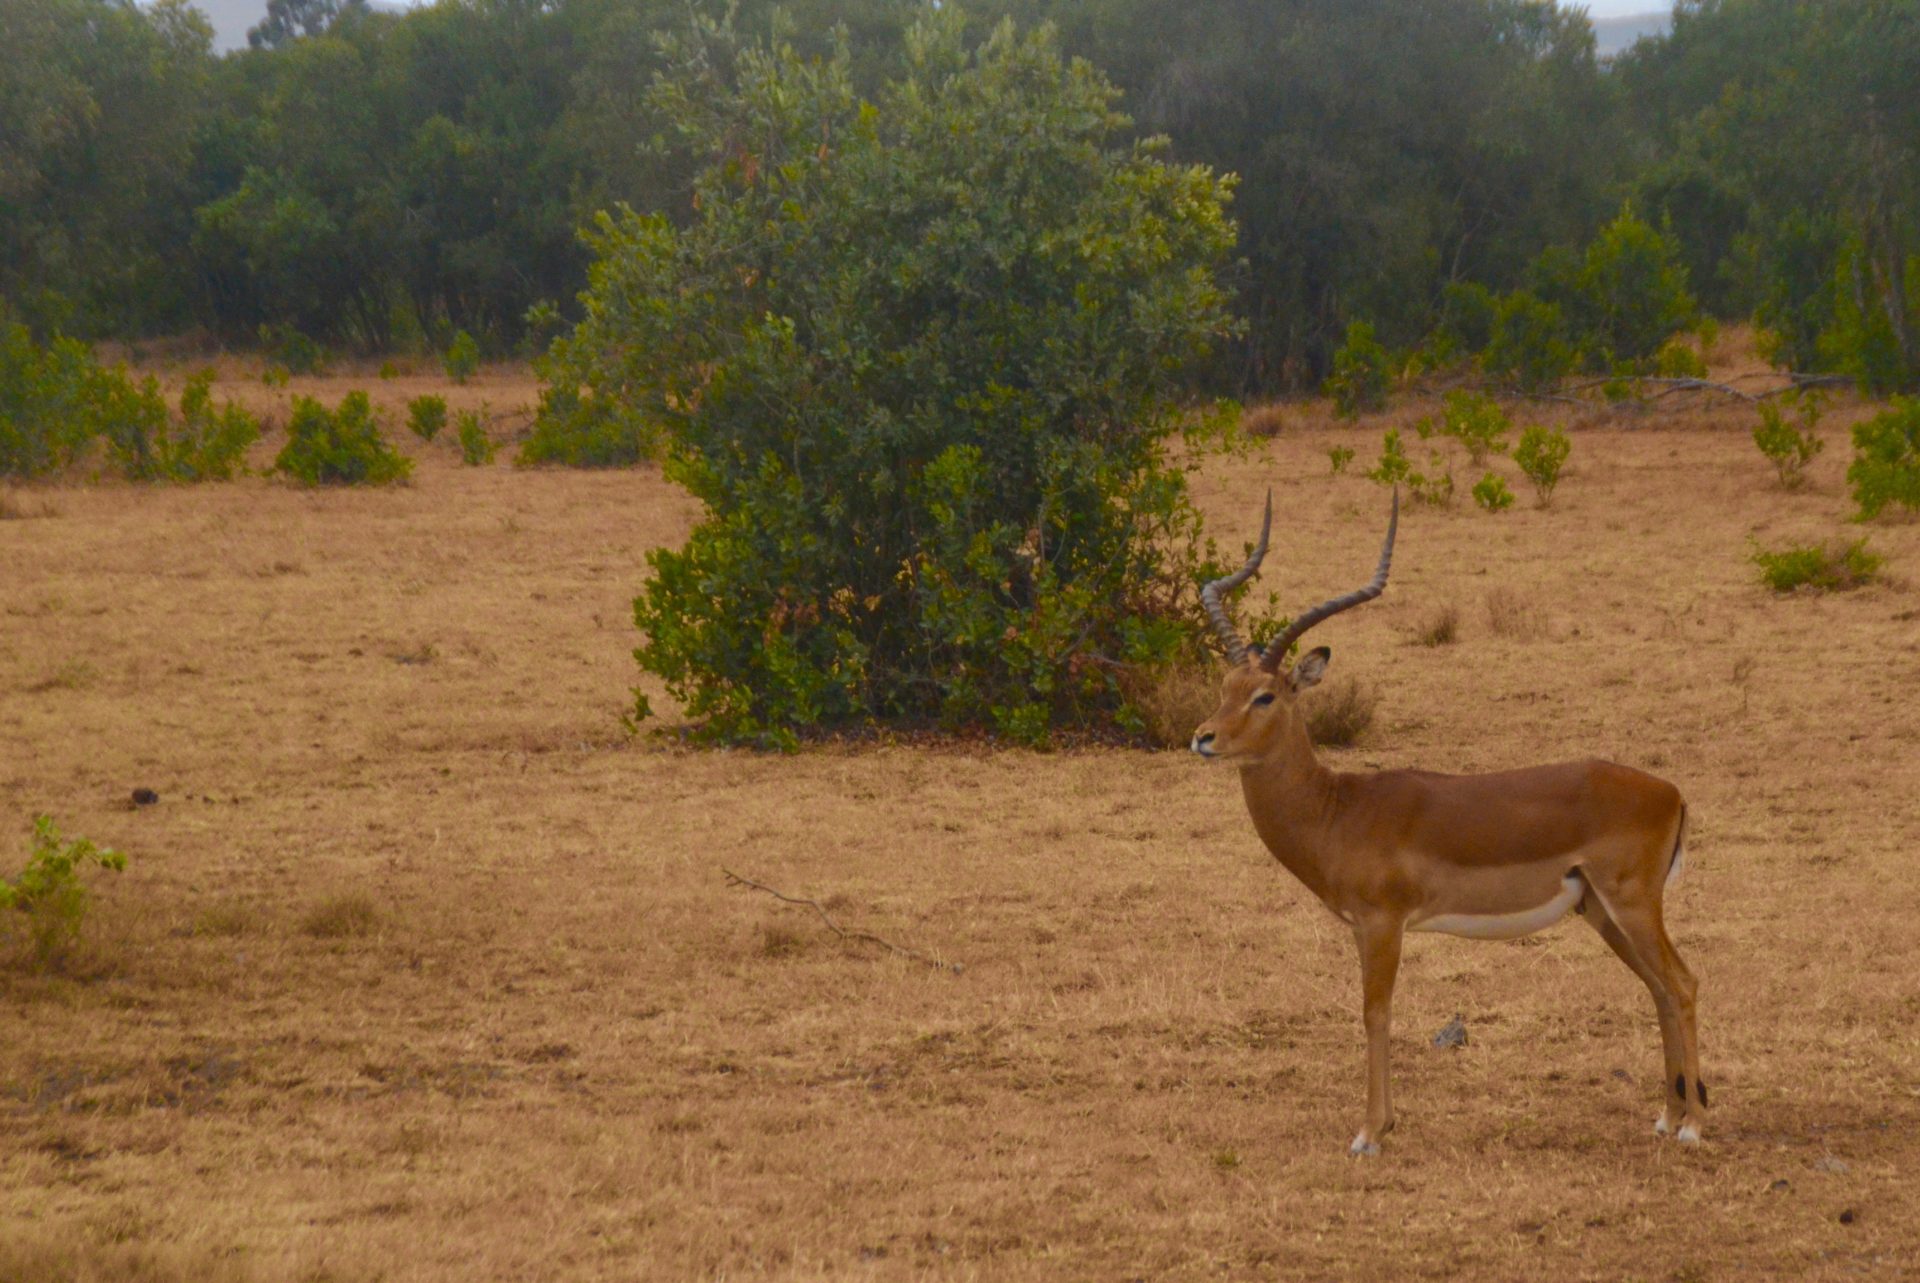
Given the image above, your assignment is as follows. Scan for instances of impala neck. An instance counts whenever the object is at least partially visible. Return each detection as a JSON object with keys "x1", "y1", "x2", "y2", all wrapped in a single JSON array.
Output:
[{"x1": 1239, "y1": 715, "x2": 1340, "y2": 894}]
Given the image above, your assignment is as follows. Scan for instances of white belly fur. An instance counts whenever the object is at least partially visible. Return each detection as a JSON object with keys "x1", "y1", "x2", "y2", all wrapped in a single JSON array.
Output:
[{"x1": 1411, "y1": 872, "x2": 1584, "y2": 941}]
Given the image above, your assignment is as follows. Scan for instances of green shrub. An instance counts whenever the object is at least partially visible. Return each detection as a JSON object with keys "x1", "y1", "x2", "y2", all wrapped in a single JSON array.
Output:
[
  {"x1": 1482, "y1": 290, "x2": 1574, "y2": 392},
  {"x1": 2, "y1": 816, "x2": 125, "y2": 967},
  {"x1": 1327, "y1": 444, "x2": 1355, "y2": 475},
  {"x1": 455, "y1": 409, "x2": 495, "y2": 465},
  {"x1": 519, "y1": 383, "x2": 656, "y2": 467},
  {"x1": 1572, "y1": 206, "x2": 1697, "y2": 369},
  {"x1": 1366, "y1": 428, "x2": 1412, "y2": 485},
  {"x1": 444, "y1": 329, "x2": 480, "y2": 385},
  {"x1": 1472, "y1": 472, "x2": 1515, "y2": 511},
  {"x1": 274, "y1": 392, "x2": 412, "y2": 486},
  {"x1": 1326, "y1": 320, "x2": 1391, "y2": 419},
  {"x1": 407, "y1": 394, "x2": 448, "y2": 442},
  {"x1": 1848, "y1": 397, "x2": 1920, "y2": 519},
  {"x1": 1655, "y1": 337, "x2": 1708, "y2": 378},
  {"x1": 3, "y1": 328, "x2": 255, "y2": 481},
  {"x1": 1752, "y1": 393, "x2": 1824, "y2": 489},
  {"x1": 109, "y1": 370, "x2": 259, "y2": 482},
  {"x1": 1817, "y1": 239, "x2": 1920, "y2": 396},
  {"x1": 1752, "y1": 539, "x2": 1881, "y2": 592},
  {"x1": 574, "y1": 13, "x2": 1239, "y2": 745},
  {"x1": 1514, "y1": 424, "x2": 1571, "y2": 506},
  {"x1": 1420, "y1": 390, "x2": 1511, "y2": 465},
  {"x1": 1, "y1": 323, "x2": 115, "y2": 477},
  {"x1": 258, "y1": 323, "x2": 325, "y2": 376},
  {"x1": 1408, "y1": 454, "x2": 1454, "y2": 507}
]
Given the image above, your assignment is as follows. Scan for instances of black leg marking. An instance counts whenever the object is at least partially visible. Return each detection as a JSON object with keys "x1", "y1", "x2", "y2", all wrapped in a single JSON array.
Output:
[
  {"x1": 1675, "y1": 1073, "x2": 1687, "y2": 1099},
  {"x1": 1697, "y1": 1080, "x2": 1708, "y2": 1108}
]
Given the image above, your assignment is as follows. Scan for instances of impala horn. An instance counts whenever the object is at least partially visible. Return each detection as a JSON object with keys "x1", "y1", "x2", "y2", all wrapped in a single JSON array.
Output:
[
  {"x1": 1258, "y1": 489, "x2": 1398, "y2": 673},
  {"x1": 1200, "y1": 490, "x2": 1272, "y2": 666}
]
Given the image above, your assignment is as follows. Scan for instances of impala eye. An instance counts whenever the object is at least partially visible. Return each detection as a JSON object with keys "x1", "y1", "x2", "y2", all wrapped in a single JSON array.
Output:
[{"x1": 1252, "y1": 692, "x2": 1277, "y2": 708}]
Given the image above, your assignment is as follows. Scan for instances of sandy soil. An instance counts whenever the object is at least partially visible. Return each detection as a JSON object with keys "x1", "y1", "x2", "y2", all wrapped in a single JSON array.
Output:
[{"x1": 1, "y1": 355, "x2": 1917, "y2": 1281}]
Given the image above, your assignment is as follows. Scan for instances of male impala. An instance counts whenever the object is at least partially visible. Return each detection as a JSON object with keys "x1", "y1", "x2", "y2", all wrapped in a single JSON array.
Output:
[{"x1": 1192, "y1": 491, "x2": 1702, "y2": 1155}]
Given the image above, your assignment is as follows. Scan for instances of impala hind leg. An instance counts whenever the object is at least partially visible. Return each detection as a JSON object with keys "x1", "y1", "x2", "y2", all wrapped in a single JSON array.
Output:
[
  {"x1": 1349, "y1": 920, "x2": 1405, "y2": 1156},
  {"x1": 1584, "y1": 887, "x2": 1703, "y2": 1142}
]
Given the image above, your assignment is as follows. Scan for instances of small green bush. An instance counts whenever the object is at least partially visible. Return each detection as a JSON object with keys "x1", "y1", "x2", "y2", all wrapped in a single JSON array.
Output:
[
  {"x1": 1408, "y1": 454, "x2": 1454, "y2": 507},
  {"x1": 258, "y1": 323, "x2": 325, "y2": 376},
  {"x1": 109, "y1": 370, "x2": 260, "y2": 482},
  {"x1": 455, "y1": 409, "x2": 495, "y2": 465},
  {"x1": 1472, "y1": 472, "x2": 1514, "y2": 511},
  {"x1": 1326, "y1": 320, "x2": 1391, "y2": 419},
  {"x1": 1655, "y1": 337, "x2": 1709, "y2": 378},
  {"x1": 1514, "y1": 424, "x2": 1571, "y2": 506},
  {"x1": 1752, "y1": 394, "x2": 1824, "y2": 490},
  {"x1": 1848, "y1": 397, "x2": 1920, "y2": 519},
  {"x1": 444, "y1": 330, "x2": 480, "y2": 385},
  {"x1": 1482, "y1": 290, "x2": 1574, "y2": 392},
  {"x1": 1419, "y1": 390, "x2": 1511, "y2": 465},
  {"x1": 2, "y1": 816, "x2": 125, "y2": 966},
  {"x1": 1328, "y1": 444, "x2": 1355, "y2": 475},
  {"x1": 274, "y1": 392, "x2": 412, "y2": 486},
  {"x1": 1366, "y1": 428, "x2": 1412, "y2": 485},
  {"x1": 1752, "y1": 538, "x2": 1881, "y2": 592},
  {"x1": 407, "y1": 395, "x2": 448, "y2": 442}
]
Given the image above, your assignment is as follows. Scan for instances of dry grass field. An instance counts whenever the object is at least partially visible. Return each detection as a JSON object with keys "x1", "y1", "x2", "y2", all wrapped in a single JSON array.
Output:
[{"x1": 3, "y1": 352, "x2": 1919, "y2": 1281}]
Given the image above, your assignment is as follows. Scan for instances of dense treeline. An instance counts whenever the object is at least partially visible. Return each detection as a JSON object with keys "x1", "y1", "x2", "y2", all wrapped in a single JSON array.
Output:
[{"x1": 1, "y1": 0, "x2": 1915, "y2": 392}]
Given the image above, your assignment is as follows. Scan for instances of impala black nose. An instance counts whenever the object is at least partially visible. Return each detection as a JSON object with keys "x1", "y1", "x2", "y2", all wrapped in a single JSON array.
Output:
[{"x1": 1191, "y1": 731, "x2": 1215, "y2": 755}]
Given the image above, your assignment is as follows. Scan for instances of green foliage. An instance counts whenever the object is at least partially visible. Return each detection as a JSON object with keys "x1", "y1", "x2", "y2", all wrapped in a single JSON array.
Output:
[
  {"x1": 407, "y1": 394, "x2": 448, "y2": 442},
  {"x1": 444, "y1": 330, "x2": 481, "y2": 385},
  {"x1": 1325, "y1": 320, "x2": 1391, "y2": 419},
  {"x1": 2, "y1": 323, "x2": 127, "y2": 477},
  {"x1": 1407, "y1": 454, "x2": 1454, "y2": 508},
  {"x1": 1752, "y1": 539, "x2": 1881, "y2": 593},
  {"x1": 3, "y1": 326, "x2": 254, "y2": 481},
  {"x1": 1752, "y1": 394, "x2": 1824, "y2": 490},
  {"x1": 1818, "y1": 242, "x2": 1920, "y2": 395},
  {"x1": 1327, "y1": 445, "x2": 1355, "y2": 475},
  {"x1": 1655, "y1": 337, "x2": 1708, "y2": 378},
  {"x1": 2, "y1": 815, "x2": 126, "y2": 966},
  {"x1": 1366, "y1": 429, "x2": 1412, "y2": 486},
  {"x1": 273, "y1": 391, "x2": 412, "y2": 486},
  {"x1": 1419, "y1": 390, "x2": 1511, "y2": 465},
  {"x1": 1472, "y1": 472, "x2": 1514, "y2": 512},
  {"x1": 592, "y1": 12, "x2": 1237, "y2": 745},
  {"x1": 1571, "y1": 206, "x2": 1697, "y2": 369},
  {"x1": 109, "y1": 370, "x2": 260, "y2": 482},
  {"x1": 258, "y1": 324, "x2": 326, "y2": 376},
  {"x1": 455, "y1": 409, "x2": 495, "y2": 465},
  {"x1": 1514, "y1": 424, "x2": 1571, "y2": 506},
  {"x1": 1482, "y1": 290, "x2": 1574, "y2": 392},
  {"x1": 1848, "y1": 397, "x2": 1920, "y2": 520}
]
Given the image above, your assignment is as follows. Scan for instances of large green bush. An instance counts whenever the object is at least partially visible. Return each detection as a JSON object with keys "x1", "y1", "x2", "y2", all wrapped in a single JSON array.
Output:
[
  {"x1": 3, "y1": 325, "x2": 256, "y2": 480},
  {"x1": 561, "y1": 12, "x2": 1238, "y2": 746},
  {"x1": 273, "y1": 391, "x2": 412, "y2": 486},
  {"x1": 1849, "y1": 397, "x2": 1920, "y2": 520},
  {"x1": 1325, "y1": 320, "x2": 1391, "y2": 419}
]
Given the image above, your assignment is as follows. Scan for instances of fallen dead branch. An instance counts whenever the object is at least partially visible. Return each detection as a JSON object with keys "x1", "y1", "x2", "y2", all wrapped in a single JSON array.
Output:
[{"x1": 722, "y1": 869, "x2": 963, "y2": 973}]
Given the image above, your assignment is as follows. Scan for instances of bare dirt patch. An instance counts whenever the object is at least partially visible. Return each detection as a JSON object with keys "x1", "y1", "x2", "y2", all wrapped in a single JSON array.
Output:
[{"x1": 2, "y1": 363, "x2": 1917, "y2": 1279}]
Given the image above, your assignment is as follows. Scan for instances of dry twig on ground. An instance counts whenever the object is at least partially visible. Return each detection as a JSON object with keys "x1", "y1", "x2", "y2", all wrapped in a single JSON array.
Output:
[{"x1": 722, "y1": 869, "x2": 963, "y2": 973}]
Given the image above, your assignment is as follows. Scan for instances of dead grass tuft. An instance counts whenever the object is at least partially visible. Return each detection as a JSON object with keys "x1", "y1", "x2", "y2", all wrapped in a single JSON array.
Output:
[
  {"x1": 1118, "y1": 661, "x2": 1219, "y2": 748},
  {"x1": 0, "y1": 1233, "x2": 255, "y2": 1283},
  {"x1": 299, "y1": 893, "x2": 380, "y2": 939},
  {"x1": 1, "y1": 489, "x2": 60, "y2": 521},
  {"x1": 1240, "y1": 402, "x2": 1287, "y2": 438},
  {"x1": 759, "y1": 923, "x2": 807, "y2": 957},
  {"x1": 1305, "y1": 676, "x2": 1377, "y2": 747},
  {"x1": 188, "y1": 900, "x2": 258, "y2": 938},
  {"x1": 1411, "y1": 603, "x2": 1460, "y2": 647},
  {"x1": 1484, "y1": 586, "x2": 1548, "y2": 640}
]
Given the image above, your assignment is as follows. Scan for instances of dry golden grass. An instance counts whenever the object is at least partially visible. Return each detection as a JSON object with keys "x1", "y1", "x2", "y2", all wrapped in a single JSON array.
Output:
[
  {"x1": 1412, "y1": 601, "x2": 1462, "y2": 648},
  {"x1": 3, "y1": 357, "x2": 1920, "y2": 1280},
  {"x1": 1303, "y1": 676, "x2": 1378, "y2": 747}
]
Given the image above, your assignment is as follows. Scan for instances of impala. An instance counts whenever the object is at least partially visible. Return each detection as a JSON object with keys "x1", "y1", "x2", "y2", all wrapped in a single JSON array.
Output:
[{"x1": 1192, "y1": 491, "x2": 1702, "y2": 1155}]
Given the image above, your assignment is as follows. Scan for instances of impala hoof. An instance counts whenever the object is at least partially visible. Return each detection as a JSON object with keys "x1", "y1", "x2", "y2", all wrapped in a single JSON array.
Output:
[
  {"x1": 1676, "y1": 1123, "x2": 1701, "y2": 1146},
  {"x1": 1654, "y1": 1116, "x2": 1671, "y2": 1137},
  {"x1": 1348, "y1": 1135, "x2": 1381, "y2": 1158}
]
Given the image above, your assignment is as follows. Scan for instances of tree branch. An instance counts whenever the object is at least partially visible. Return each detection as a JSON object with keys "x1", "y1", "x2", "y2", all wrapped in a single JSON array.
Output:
[{"x1": 722, "y1": 869, "x2": 963, "y2": 973}]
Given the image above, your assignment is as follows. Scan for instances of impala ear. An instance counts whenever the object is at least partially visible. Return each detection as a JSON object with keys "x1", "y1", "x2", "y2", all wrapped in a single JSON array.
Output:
[{"x1": 1291, "y1": 646, "x2": 1331, "y2": 690}]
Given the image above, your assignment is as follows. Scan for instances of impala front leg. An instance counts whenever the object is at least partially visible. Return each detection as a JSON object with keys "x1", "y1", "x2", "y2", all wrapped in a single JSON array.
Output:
[{"x1": 1350, "y1": 918, "x2": 1404, "y2": 1156}]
